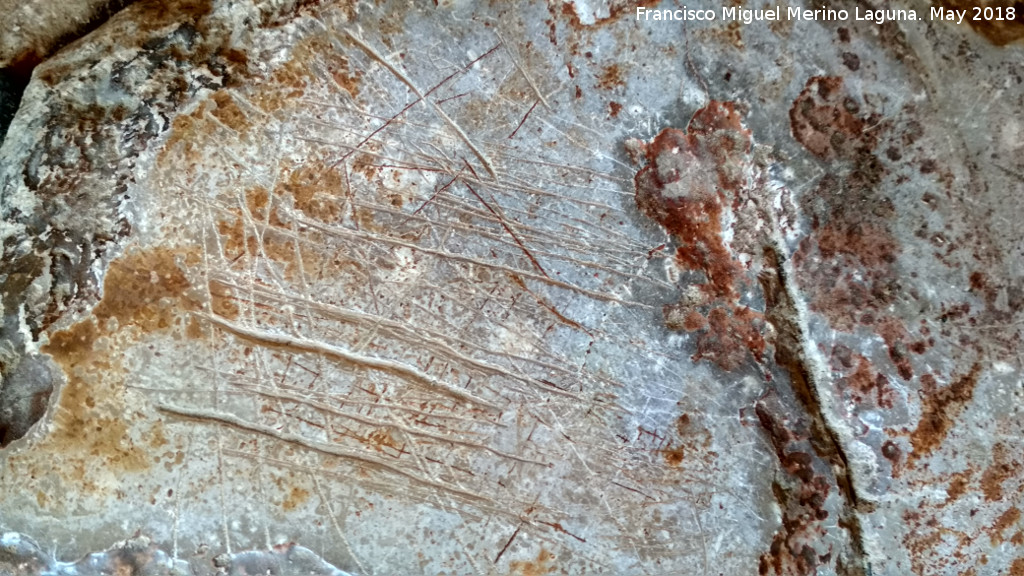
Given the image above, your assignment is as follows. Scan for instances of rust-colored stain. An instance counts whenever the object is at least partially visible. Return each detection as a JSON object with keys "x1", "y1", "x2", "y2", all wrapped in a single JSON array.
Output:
[
  {"x1": 990, "y1": 506, "x2": 1021, "y2": 545},
  {"x1": 596, "y1": 64, "x2": 625, "y2": 90},
  {"x1": 787, "y1": 76, "x2": 942, "y2": 403},
  {"x1": 277, "y1": 161, "x2": 345, "y2": 221},
  {"x1": 510, "y1": 548, "x2": 555, "y2": 576},
  {"x1": 250, "y1": 32, "x2": 361, "y2": 114},
  {"x1": 209, "y1": 90, "x2": 251, "y2": 133},
  {"x1": 935, "y1": 0, "x2": 1024, "y2": 45},
  {"x1": 662, "y1": 445, "x2": 685, "y2": 467},
  {"x1": 980, "y1": 442, "x2": 1017, "y2": 501},
  {"x1": 161, "y1": 107, "x2": 205, "y2": 162},
  {"x1": 754, "y1": 392, "x2": 836, "y2": 576},
  {"x1": 901, "y1": 506, "x2": 986, "y2": 575},
  {"x1": 944, "y1": 470, "x2": 972, "y2": 504},
  {"x1": 701, "y1": 20, "x2": 744, "y2": 50},
  {"x1": 208, "y1": 279, "x2": 241, "y2": 320},
  {"x1": 329, "y1": 53, "x2": 363, "y2": 98},
  {"x1": 789, "y1": 76, "x2": 876, "y2": 160},
  {"x1": 633, "y1": 100, "x2": 767, "y2": 371},
  {"x1": 366, "y1": 428, "x2": 402, "y2": 454},
  {"x1": 692, "y1": 306, "x2": 767, "y2": 371},
  {"x1": 876, "y1": 317, "x2": 927, "y2": 381},
  {"x1": 788, "y1": 77, "x2": 894, "y2": 330},
  {"x1": 29, "y1": 248, "x2": 198, "y2": 499},
  {"x1": 661, "y1": 413, "x2": 713, "y2": 467},
  {"x1": 281, "y1": 485, "x2": 310, "y2": 511},
  {"x1": 838, "y1": 352, "x2": 895, "y2": 409},
  {"x1": 608, "y1": 101, "x2": 623, "y2": 117},
  {"x1": 90, "y1": 248, "x2": 198, "y2": 329},
  {"x1": 215, "y1": 196, "x2": 345, "y2": 284},
  {"x1": 246, "y1": 186, "x2": 270, "y2": 219},
  {"x1": 131, "y1": 0, "x2": 214, "y2": 32},
  {"x1": 1012, "y1": 558, "x2": 1024, "y2": 576},
  {"x1": 908, "y1": 364, "x2": 981, "y2": 464}
]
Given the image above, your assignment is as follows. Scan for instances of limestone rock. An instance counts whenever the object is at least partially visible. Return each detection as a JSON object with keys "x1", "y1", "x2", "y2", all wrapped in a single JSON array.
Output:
[{"x1": 1, "y1": 1, "x2": 1023, "y2": 575}]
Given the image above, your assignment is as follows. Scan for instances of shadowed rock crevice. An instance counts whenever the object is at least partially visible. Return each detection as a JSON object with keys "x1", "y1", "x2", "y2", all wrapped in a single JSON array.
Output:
[
  {"x1": 758, "y1": 245, "x2": 869, "y2": 576},
  {"x1": 0, "y1": 66, "x2": 32, "y2": 146},
  {"x1": 0, "y1": 0, "x2": 140, "y2": 148},
  {"x1": 0, "y1": 355, "x2": 55, "y2": 447}
]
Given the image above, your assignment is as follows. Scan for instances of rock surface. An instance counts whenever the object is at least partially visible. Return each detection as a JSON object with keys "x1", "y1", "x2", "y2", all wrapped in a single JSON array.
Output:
[{"x1": 1, "y1": 0, "x2": 1023, "y2": 574}]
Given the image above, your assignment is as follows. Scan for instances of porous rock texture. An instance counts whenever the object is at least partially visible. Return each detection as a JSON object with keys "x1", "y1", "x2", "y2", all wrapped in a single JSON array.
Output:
[{"x1": 1, "y1": 1, "x2": 1023, "y2": 575}]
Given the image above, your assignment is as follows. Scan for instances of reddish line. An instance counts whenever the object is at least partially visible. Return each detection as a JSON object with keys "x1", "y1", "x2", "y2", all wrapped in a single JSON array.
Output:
[
  {"x1": 494, "y1": 525, "x2": 521, "y2": 563},
  {"x1": 647, "y1": 243, "x2": 666, "y2": 259},
  {"x1": 324, "y1": 43, "x2": 502, "y2": 175},
  {"x1": 437, "y1": 92, "x2": 469, "y2": 104},
  {"x1": 508, "y1": 98, "x2": 539, "y2": 139},
  {"x1": 462, "y1": 173, "x2": 549, "y2": 278},
  {"x1": 539, "y1": 520, "x2": 587, "y2": 543},
  {"x1": 411, "y1": 168, "x2": 464, "y2": 217}
]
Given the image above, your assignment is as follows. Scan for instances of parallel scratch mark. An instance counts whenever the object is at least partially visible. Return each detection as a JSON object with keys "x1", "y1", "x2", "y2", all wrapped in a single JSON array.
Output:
[
  {"x1": 509, "y1": 99, "x2": 540, "y2": 139},
  {"x1": 411, "y1": 168, "x2": 464, "y2": 217},
  {"x1": 344, "y1": 30, "x2": 499, "y2": 179},
  {"x1": 156, "y1": 404, "x2": 490, "y2": 503},
  {"x1": 462, "y1": 174, "x2": 549, "y2": 278},
  {"x1": 243, "y1": 381, "x2": 547, "y2": 465},
  {"x1": 494, "y1": 525, "x2": 521, "y2": 563},
  {"x1": 202, "y1": 313, "x2": 502, "y2": 411},
  {"x1": 508, "y1": 272, "x2": 591, "y2": 336},
  {"x1": 295, "y1": 217, "x2": 652, "y2": 308}
]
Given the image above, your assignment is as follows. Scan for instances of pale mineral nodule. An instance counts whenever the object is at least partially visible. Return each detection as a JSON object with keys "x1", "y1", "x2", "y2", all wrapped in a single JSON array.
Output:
[{"x1": 1, "y1": 1, "x2": 1023, "y2": 575}]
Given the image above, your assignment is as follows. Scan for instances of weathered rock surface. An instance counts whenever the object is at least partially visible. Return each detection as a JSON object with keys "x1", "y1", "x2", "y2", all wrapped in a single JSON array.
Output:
[{"x1": 1, "y1": 0, "x2": 1022, "y2": 574}]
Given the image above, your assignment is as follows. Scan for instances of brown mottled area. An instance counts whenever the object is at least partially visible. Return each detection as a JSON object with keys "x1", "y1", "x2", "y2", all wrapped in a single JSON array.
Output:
[
  {"x1": 633, "y1": 101, "x2": 766, "y2": 372},
  {"x1": 944, "y1": 470, "x2": 972, "y2": 504},
  {"x1": 596, "y1": 64, "x2": 624, "y2": 90},
  {"x1": 208, "y1": 279, "x2": 240, "y2": 320},
  {"x1": 209, "y1": 90, "x2": 251, "y2": 133},
  {"x1": 907, "y1": 365, "x2": 981, "y2": 464},
  {"x1": 935, "y1": 0, "x2": 1024, "y2": 45},
  {"x1": 789, "y1": 76, "x2": 877, "y2": 160},
  {"x1": 660, "y1": 413, "x2": 713, "y2": 467},
  {"x1": 25, "y1": 248, "x2": 198, "y2": 501},
  {"x1": 510, "y1": 548, "x2": 554, "y2": 576},
  {"x1": 838, "y1": 353, "x2": 895, "y2": 409},
  {"x1": 754, "y1": 392, "x2": 837, "y2": 576},
  {"x1": 692, "y1": 306, "x2": 767, "y2": 371},
  {"x1": 876, "y1": 317, "x2": 925, "y2": 381},
  {"x1": 277, "y1": 161, "x2": 345, "y2": 221},
  {"x1": 981, "y1": 442, "x2": 1018, "y2": 502},
  {"x1": 793, "y1": 212, "x2": 900, "y2": 333},
  {"x1": 701, "y1": 20, "x2": 744, "y2": 50},
  {"x1": 901, "y1": 508, "x2": 972, "y2": 576},
  {"x1": 281, "y1": 485, "x2": 310, "y2": 511},
  {"x1": 126, "y1": 0, "x2": 213, "y2": 33},
  {"x1": 216, "y1": 214, "x2": 314, "y2": 281},
  {"x1": 89, "y1": 248, "x2": 200, "y2": 330},
  {"x1": 215, "y1": 203, "x2": 348, "y2": 284},
  {"x1": 1012, "y1": 558, "x2": 1024, "y2": 576},
  {"x1": 249, "y1": 33, "x2": 362, "y2": 114},
  {"x1": 790, "y1": 76, "x2": 930, "y2": 395},
  {"x1": 990, "y1": 507, "x2": 1021, "y2": 545}
]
